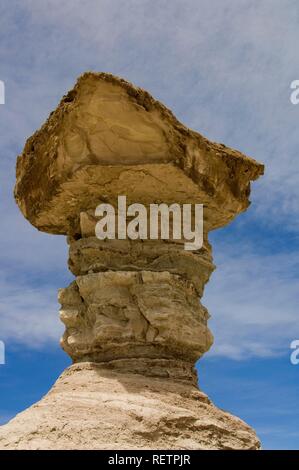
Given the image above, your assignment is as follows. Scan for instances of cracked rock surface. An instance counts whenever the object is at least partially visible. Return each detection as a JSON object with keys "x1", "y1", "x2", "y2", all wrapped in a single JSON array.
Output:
[
  {"x1": 59, "y1": 269, "x2": 212, "y2": 364},
  {"x1": 14, "y1": 72, "x2": 263, "y2": 235},
  {"x1": 0, "y1": 73, "x2": 264, "y2": 450}
]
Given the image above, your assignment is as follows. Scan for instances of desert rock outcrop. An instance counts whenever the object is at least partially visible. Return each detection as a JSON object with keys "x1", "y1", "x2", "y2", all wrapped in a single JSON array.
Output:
[{"x1": 0, "y1": 73, "x2": 264, "y2": 450}]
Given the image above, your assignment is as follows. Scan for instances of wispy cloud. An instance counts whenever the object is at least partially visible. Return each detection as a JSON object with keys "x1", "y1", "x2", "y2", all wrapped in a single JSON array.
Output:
[
  {"x1": 1, "y1": 0, "x2": 299, "y2": 225},
  {"x1": 0, "y1": 273, "x2": 63, "y2": 347},
  {"x1": 0, "y1": 1, "x2": 298, "y2": 359},
  {"x1": 205, "y1": 241, "x2": 299, "y2": 359}
]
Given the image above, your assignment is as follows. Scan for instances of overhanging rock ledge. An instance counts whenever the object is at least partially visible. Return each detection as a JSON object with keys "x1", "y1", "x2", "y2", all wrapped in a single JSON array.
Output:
[{"x1": 0, "y1": 72, "x2": 264, "y2": 450}]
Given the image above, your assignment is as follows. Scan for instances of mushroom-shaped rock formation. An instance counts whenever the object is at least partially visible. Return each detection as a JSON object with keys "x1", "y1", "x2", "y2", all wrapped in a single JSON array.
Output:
[{"x1": 0, "y1": 73, "x2": 264, "y2": 450}]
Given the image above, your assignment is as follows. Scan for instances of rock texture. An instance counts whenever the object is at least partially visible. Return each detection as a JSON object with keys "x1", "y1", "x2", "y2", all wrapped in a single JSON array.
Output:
[
  {"x1": 14, "y1": 72, "x2": 263, "y2": 235},
  {"x1": 0, "y1": 72, "x2": 264, "y2": 450},
  {"x1": 61, "y1": 239, "x2": 214, "y2": 364},
  {"x1": 0, "y1": 363, "x2": 260, "y2": 450}
]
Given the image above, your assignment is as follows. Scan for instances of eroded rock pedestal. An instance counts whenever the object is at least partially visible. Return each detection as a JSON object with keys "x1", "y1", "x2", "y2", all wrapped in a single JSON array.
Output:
[
  {"x1": 62, "y1": 237, "x2": 213, "y2": 366},
  {"x1": 0, "y1": 73, "x2": 264, "y2": 450},
  {"x1": 0, "y1": 363, "x2": 260, "y2": 450}
]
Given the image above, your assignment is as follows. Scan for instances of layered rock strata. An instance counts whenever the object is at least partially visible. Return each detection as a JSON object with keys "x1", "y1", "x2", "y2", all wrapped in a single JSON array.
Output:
[
  {"x1": 0, "y1": 363, "x2": 260, "y2": 450},
  {"x1": 61, "y1": 238, "x2": 214, "y2": 365},
  {"x1": 0, "y1": 73, "x2": 264, "y2": 450}
]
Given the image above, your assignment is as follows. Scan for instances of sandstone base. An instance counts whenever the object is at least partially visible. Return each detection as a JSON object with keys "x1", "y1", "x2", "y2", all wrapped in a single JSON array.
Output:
[{"x1": 0, "y1": 362, "x2": 260, "y2": 450}]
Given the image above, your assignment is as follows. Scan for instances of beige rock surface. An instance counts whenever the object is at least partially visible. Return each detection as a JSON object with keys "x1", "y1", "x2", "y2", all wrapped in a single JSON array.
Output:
[
  {"x1": 0, "y1": 363, "x2": 260, "y2": 450},
  {"x1": 0, "y1": 72, "x2": 264, "y2": 450},
  {"x1": 14, "y1": 72, "x2": 263, "y2": 235},
  {"x1": 59, "y1": 269, "x2": 213, "y2": 364}
]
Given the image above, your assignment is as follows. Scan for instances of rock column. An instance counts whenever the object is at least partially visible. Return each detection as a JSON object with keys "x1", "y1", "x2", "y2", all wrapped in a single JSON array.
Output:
[
  {"x1": 0, "y1": 72, "x2": 264, "y2": 450},
  {"x1": 60, "y1": 236, "x2": 214, "y2": 380}
]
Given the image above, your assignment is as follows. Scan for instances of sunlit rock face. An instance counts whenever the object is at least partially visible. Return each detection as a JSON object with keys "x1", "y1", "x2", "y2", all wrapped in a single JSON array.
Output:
[
  {"x1": 0, "y1": 73, "x2": 264, "y2": 450},
  {"x1": 14, "y1": 72, "x2": 263, "y2": 235},
  {"x1": 60, "y1": 246, "x2": 214, "y2": 364}
]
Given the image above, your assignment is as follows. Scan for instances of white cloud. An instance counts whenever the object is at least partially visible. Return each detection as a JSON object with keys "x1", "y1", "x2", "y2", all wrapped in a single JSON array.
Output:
[
  {"x1": 0, "y1": 274, "x2": 63, "y2": 347},
  {"x1": 1, "y1": 235, "x2": 297, "y2": 360},
  {"x1": 0, "y1": 0, "x2": 298, "y2": 225},
  {"x1": 204, "y1": 242, "x2": 299, "y2": 359},
  {"x1": 0, "y1": 1, "x2": 298, "y2": 358},
  {"x1": 0, "y1": 0, "x2": 297, "y2": 226}
]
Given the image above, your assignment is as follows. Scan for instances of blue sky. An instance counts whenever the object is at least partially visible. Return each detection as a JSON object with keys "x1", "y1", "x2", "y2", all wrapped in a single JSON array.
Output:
[{"x1": 0, "y1": 0, "x2": 299, "y2": 450}]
